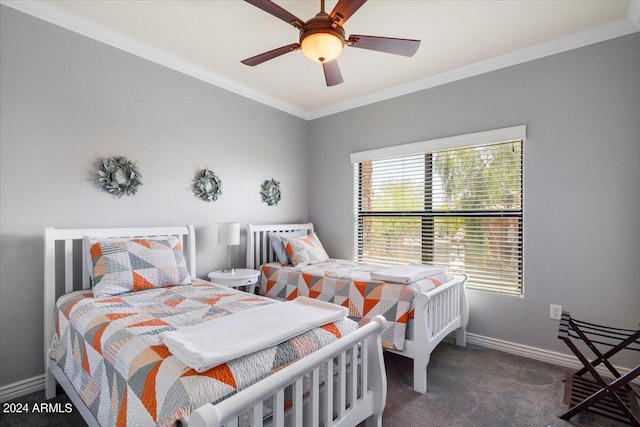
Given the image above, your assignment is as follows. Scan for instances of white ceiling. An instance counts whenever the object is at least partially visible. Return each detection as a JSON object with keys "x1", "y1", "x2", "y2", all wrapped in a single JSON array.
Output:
[{"x1": 3, "y1": 1, "x2": 639, "y2": 119}]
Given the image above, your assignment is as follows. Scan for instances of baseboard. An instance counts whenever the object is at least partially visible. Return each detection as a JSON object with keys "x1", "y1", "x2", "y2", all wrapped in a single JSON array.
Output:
[
  {"x1": 2, "y1": 333, "x2": 637, "y2": 402},
  {"x1": 0, "y1": 374, "x2": 45, "y2": 403},
  {"x1": 454, "y1": 331, "x2": 639, "y2": 385}
]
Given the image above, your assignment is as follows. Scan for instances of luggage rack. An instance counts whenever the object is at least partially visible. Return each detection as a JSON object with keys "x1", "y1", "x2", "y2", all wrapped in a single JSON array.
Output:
[{"x1": 557, "y1": 311, "x2": 640, "y2": 425}]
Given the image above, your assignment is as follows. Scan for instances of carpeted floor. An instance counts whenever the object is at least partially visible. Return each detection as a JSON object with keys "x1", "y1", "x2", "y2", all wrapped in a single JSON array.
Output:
[
  {"x1": 382, "y1": 342, "x2": 635, "y2": 427},
  {"x1": 1, "y1": 342, "x2": 636, "y2": 426}
]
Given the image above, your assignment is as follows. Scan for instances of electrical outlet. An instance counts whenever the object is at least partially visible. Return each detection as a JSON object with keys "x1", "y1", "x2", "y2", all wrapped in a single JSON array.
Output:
[{"x1": 550, "y1": 304, "x2": 562, "y2": 320}]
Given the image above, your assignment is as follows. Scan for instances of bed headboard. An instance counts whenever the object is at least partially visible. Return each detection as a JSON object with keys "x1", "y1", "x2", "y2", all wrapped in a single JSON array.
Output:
[
  {"x1": 43, "y1": 225, "x2": 196, "y2": 394},
  {"x1": 246, "y1": 223, "x2": 314, "y2": 269}
]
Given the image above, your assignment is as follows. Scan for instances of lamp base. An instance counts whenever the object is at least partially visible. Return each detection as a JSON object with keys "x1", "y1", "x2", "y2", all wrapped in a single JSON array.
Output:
[{"x1": 221, "y1": 267, "x2": 235, "y2": 274}]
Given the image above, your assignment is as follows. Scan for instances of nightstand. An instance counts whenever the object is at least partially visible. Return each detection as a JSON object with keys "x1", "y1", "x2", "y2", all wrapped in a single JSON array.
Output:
[{"x1": 207, "y1": 268, "x2": 260, "y2": 294}]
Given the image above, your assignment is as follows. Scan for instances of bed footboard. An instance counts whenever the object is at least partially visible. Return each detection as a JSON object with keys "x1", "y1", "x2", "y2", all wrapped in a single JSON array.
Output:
[
  {"x1": 387, "y1": 274, "x2": 468, "y2": 393},
  {"x1": 189, "y1": 316, "x2": 388, "y2": 427},
  {"x1": 407, "y1": 274, "x2": 469, "y2": 393}
]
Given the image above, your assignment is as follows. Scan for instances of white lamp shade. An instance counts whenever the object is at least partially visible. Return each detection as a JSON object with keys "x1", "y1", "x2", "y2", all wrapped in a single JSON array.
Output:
[{"x1": 218, "y1": 223, "x2": 240, "y2": 246}]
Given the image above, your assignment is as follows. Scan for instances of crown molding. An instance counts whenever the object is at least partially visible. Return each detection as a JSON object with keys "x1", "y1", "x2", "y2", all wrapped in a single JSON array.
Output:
[
  {"x1": 309, "y1": 2, "x2": 640, "y2": 120},
  {"x1": 2, "y1": 0, "x2": 638, "y2": 122},
  {"x1": 0, "y1": 0, "x2": 311, "y2": 120}
]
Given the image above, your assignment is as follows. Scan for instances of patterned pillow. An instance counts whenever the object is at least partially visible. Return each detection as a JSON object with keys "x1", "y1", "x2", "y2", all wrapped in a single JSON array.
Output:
[
  {"x1": 90, "y1": 236, "x2": 191, "y2": 297},
  {"x1": 83, "y1": 236, "x2": 139, "y2": 285},
  {"x1": 282, "y1": 233, "x2": 330, "y2": 267},
  {"x1": 268, "y1": 230, "x2": 309, "y2": 264}
]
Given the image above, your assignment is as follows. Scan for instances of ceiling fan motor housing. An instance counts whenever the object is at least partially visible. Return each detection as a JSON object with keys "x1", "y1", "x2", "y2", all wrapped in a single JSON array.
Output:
[{"x1": 300, "y1": 12, "x2": 345, "y2": 63}]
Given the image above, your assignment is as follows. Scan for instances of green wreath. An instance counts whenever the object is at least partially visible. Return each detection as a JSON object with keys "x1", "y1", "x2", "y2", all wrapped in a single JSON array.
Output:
[
  {"x1": 98, "y1": 157, "x2": 142, "y2": 197},
  {"x1": 193, "y1": 169, "x2": 222, "y2": 202},
  {"x1": 260, "y1": 178, "x2": 281, "y2": 206}
]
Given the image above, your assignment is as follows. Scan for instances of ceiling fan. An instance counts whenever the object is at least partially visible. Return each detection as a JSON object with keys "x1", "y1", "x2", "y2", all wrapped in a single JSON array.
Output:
[{"x1": 241, "y1": 0, "x2": 421, "y2": 86}]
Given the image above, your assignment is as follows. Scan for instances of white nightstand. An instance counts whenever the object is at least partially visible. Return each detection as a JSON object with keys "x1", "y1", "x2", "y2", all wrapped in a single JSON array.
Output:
[{"x1": 207, "y1": 268, "x2": 260, "y2": 294}]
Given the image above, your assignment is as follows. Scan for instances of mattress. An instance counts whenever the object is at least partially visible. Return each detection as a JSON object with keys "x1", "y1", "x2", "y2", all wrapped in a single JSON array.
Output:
[
  {"x1": 259, "y1": 259, "x2": 453, "y2": 351},
  {"x1": 49, "y1": 279, "x2": 357, "y2": 427}
]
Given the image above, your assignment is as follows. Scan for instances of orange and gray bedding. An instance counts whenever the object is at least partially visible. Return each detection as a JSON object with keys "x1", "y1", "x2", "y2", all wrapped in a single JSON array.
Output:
[
  {"x1": 50, "y1": 279, "x2": 356, "y2": 427},
  {"x1": 259, "y1": 259, "x2": 453, "y2": 351}
]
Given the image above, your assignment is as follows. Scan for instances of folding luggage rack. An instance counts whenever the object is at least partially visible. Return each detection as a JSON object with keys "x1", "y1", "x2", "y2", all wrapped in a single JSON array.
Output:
[{"x1": 558, "y1": 311, "x2": 640, "y2": 425}]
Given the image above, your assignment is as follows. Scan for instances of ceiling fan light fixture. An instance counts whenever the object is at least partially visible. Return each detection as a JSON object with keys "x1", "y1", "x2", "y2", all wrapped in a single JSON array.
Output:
[{"x1": 300, "y1": 28, "x2": 344, "y2": 63}]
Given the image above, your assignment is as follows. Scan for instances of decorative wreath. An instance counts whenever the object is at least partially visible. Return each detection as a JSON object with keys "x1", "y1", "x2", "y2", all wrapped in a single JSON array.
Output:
[
  {"x1": 260, "y1": 178, "x2": 281, "y2": 206},
  {"x1": 97, "y1": 157, "x2": 142, "y2": 197},
  {"x1": 193, "y1": 169, "x2": 222, "y2": 202}
]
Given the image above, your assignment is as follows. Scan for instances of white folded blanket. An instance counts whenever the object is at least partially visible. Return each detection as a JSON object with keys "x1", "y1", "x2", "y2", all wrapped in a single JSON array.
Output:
[
  {"x1": 370, "y1": 263, "x2": 446, "y2": 284},
  {"x1": 160, "y1": 296, "x2": 348, "y2": 372}
]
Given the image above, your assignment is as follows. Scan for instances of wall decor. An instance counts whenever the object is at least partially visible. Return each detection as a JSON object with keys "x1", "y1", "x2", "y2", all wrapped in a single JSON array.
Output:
[
  {"x1": 97, "y1": 156, "x2": 142, "y2": 197},
  {"x1": 193, "y1": 169, "x2": 222, "y2": 202},
  {"x1": 260, "y1": 178, "x2": 281, "y2": 206}
]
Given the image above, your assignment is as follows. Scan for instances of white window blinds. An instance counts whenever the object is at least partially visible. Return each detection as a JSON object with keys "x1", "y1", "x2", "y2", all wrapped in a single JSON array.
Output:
[{"x1": 352, "y1": 126, "x2": 525, "y2": 295}]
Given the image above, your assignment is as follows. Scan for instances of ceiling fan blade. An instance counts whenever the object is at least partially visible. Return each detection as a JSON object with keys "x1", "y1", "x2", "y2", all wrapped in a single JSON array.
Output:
[
  {"x1": 322, "y1": 60, "x2": 343, "y2": 86},
  {"x1": 329, "y1": 0, "x2": 367, "y2": 26},
  {"x1": 241, "y1": 44, "x2": 300, "y2": 66},
  {"x1": 244, "y1": 0, "x2": 304, "y2": 29},
  {"x1": 347, "y1": 35, "x2": 420, "y2": 57}
]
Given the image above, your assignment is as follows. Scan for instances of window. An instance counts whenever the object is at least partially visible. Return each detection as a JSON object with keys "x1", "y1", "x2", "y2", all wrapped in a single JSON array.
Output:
[{"x1": 351, "y1": 126, "x2": 525, "y2": 295}]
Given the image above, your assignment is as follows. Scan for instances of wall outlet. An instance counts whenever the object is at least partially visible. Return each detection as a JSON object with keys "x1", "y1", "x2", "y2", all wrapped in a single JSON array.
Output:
[{"x1": 550, "y1": 304, "x2": 562, "y2": 320}]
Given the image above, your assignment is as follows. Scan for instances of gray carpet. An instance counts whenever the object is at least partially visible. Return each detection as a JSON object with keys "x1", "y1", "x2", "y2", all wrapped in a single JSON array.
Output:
[
  {"x1": 383, "y1": 342, "x2": 635, "y2": 427},
  {"x1": 1, "y1": 342, "x2": 636, "y2": 426}
]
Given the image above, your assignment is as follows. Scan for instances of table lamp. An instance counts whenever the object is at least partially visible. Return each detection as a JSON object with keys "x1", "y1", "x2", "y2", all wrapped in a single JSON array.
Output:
[{"x1": 218, "y1": 222, "x2": 240, "y2": 273}]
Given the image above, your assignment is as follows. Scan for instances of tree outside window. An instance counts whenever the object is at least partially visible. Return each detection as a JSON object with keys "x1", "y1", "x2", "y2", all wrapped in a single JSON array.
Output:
[{"x1": 356, "y1": 141, "x2": 523, "y2": 295}]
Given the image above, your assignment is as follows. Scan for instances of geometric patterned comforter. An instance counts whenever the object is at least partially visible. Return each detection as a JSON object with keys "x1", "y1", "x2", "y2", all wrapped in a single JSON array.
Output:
[
  {"x1": 259, "y1": 259, "x2": 452, "y2": 351},
  {"x1": 50, "y1": 279, "x2": 357, "y2": 427}
]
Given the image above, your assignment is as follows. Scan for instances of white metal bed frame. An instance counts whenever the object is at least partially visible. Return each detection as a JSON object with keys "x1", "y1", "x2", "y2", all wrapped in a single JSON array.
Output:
[
  {"x1": 247, "y1": 223, "x2": 470, "y2": 394},
  {"x1": 44, "y1": 225, "x2": 388, "y2": 427}
]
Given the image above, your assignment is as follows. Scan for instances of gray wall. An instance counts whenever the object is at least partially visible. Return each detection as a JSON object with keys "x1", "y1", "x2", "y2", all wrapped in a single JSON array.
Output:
[
  {"x1": 2, "y1": 4, "x2": 639, "y2": 390},
  {"x1": 0, "y1": 7, "x2": 309, "y2": 386},
  {"x1": 309, "y1": 33, "x2": 640, "y2": 367}
]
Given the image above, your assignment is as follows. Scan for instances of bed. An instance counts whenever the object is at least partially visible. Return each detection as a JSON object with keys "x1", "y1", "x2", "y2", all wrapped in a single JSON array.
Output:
[
  {"x1": 246, "y1": 223, "x2": 469, "y2": 394},
  {"x1": 44, "y1": 225, "x2": 388, "y2": 427}
]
